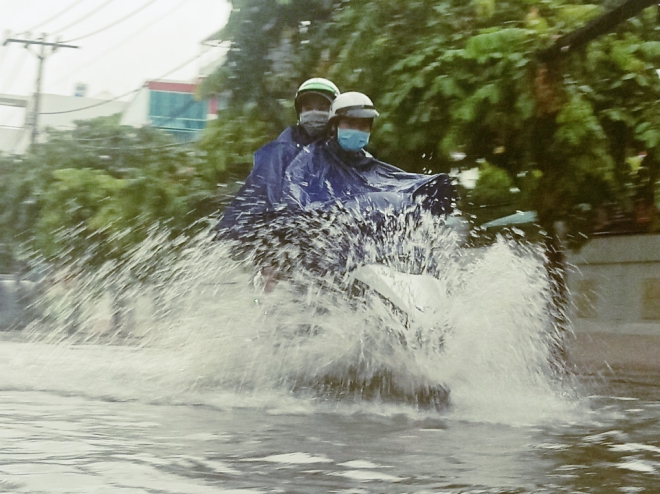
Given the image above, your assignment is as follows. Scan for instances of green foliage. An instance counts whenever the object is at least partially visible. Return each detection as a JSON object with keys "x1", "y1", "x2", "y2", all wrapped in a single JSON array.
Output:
[
  {"x1": 203, "y1": 0, "x2": 660, "y2": 243},
  {"x1": 0, "y1": 154, "x2": 39, "y2": 272},
  {"x1": 555, "y1": 93, "x2": 605, "y2": 148},
  {"x1": 6, "y1": 0, "x2": 652, "y2": 275},
  {"x1": 0, "y1": 101, "x2": 291, "y2": 275},
  {"x1": 197, "y1": 105, "x2": 280, "y2": 186},
  {"x1": 322, "y1": 0, "x2": 659, "y2": 240},
  {"x1": 0, "y1": 116, "x2": 226, "y2": 273},
  {"x1": 464, "y1": 28, "x2": 530, "y2": 62},
  {"x1": 470, "y1": 162, "x2": 516, "y2": 207},
  {"x1": 35, "y1": 168, "x2": 126, "y2": 263},
  {"x1": 201, "y1": 0, "x2": 336, "y2": 112}
]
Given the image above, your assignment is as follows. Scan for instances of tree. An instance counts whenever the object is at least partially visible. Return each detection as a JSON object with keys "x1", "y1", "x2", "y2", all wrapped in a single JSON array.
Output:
[
  {"x1": 4, "y1": 117, "x2": 226, "y2": 331},
  {"x1": 468, "y1": 161, "x2": 521, "y2": 225},
  {"x1": 207, "y1": 0, "x2": 659, "y2": 233},
  {"x1": 32, "y1": 120, "x2": 216, "y2": 262},
  {"x1": 203, "y1": 0, "x2": 660, "y2": 353},
  {"x1": 200, "y1": 0, "x2": 337, "y2": 117},
  {"x1": 197, "y1": 105, "x2": 280, "y2": 190},
  {"x1": 0, "y1": 154, "x2": 39, "y2": 273},
  {"x1": 0, "y1": 116, "x2": 222, "y2": 273}
]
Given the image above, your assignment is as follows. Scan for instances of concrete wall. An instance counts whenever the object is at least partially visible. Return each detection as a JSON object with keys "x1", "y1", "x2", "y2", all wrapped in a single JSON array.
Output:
[{"x1": 566, "y1": 234, "x2": 660, "y2": 336}]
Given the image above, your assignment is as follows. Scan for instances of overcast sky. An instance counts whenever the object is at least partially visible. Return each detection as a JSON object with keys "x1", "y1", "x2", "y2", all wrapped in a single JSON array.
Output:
[{"x1": 0, "y1": 0, "x2": 231, "y2": 125}]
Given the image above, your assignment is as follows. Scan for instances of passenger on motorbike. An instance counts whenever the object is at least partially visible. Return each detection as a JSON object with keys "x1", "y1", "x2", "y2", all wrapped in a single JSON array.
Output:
[
  {"x1": 218, "y1": 91, "x2": 454, "y2": 290},
  {"x1": 241, "y1": 92, "x2": 455, "y2": 280},
  {"x1": 282, "y1": 91, "x2": 454, "y2": 217},
  {"x1": 217, "y1": 78, "x2": 340, "y2": 239}
]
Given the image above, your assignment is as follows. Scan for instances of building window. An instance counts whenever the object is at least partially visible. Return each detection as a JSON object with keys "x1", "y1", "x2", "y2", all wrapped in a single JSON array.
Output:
[{"x1": 148, "y1": 90, "x2": 207, "y2": 141}]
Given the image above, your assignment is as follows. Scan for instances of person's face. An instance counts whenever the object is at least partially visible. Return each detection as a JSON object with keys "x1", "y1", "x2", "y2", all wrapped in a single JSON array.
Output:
[
  {"x1": 299, "y1": 93, "x2": 331, "y2": 113},
  {"x1": 338, "y1": 117, "x2": 372, "y2": 133}
]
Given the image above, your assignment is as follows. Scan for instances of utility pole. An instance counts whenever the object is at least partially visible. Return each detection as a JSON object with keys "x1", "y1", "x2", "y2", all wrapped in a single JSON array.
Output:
[{"x1": 2, "y1": 34, "x2": 79, "y2": 146}]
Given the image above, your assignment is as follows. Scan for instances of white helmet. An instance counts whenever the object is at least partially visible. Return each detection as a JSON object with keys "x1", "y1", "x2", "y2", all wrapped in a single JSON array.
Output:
[{"x1": 329, "y1": 91, "x2": 379, "y2": 121}]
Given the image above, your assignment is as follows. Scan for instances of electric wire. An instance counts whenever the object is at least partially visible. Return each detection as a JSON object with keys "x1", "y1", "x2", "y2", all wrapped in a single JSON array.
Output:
[
  {"x1": 40, "y1": 50, "x2": 206, "y2": 115},
  {"x1": 50, "y1": 0, "x2": 116, "y2": 35},
  {"x1": 48, "y1": 0, "x2": 189, "y2": 89},
  {"x1": 38, "y1": 88, "x2": 141, "y2": 116},
  {"x1": 63, "y1": 0, "x2": 161, "y2": 43},
  {"x1": 0, "y1": 49, "x2": 25, "y2": 126},
  {"x1": 65, "y1": 96, "x2": 200, "y2": 142},
  {"x1": 26, "y1": 0, "x2": 87, "y2": 33},
  {"x1": 39, "y1": 79, "x2": 207, "y2": 152}
]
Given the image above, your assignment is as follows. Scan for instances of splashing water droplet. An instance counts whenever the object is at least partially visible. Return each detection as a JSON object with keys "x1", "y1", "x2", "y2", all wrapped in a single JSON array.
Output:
[{"x1": 23, "y1": 207, "x2": 574, "y2": 421}]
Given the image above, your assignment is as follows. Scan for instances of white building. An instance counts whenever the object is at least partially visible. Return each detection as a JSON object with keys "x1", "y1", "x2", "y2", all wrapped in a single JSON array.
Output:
[{"x1": 0, "y1": 91, "x2": 128, "y2": 154}]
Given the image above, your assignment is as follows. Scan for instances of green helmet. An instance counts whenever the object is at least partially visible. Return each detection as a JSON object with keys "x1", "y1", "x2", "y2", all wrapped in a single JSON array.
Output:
[{"x1": 294, "y1": 78, "x2": 340, "y2": 114}]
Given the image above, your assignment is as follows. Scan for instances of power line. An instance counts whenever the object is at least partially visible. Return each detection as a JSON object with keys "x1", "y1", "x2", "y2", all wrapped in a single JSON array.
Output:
[
  {"x1": 3, "y1": 36, "x2": 80, "y2": 145},
  {"x1": 39, "y1": 88, "x2": 140, "y2": 116},
  {"x1": 63, "y1": 0, "x2": 161, "y2": 43},
  {"x1": 51, "y1": 0, "x2": 116, "y2": 35},
  {"x1": 0, "y1": 105, "x2": 25, "y2": 128},
  {"x1": 67, "y1": 98, "x2": 197, "y2": 141},
  {"x1": 40, "y1": 50, "x2": 205, "y2": 115},
  {"x1": 152, "y1": 97, "x2": 201, "y2": 129},
  {"x1": 49, "y1": 0, "x2": 189, "y2": 88},
  {"x1": 26, "y1": 0, "x2": 87, "y2": 32}
]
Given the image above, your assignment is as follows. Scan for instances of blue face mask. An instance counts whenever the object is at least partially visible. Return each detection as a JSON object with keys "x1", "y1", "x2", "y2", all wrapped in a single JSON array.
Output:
[{"x1": 337, "y1": 128, "x2": 370, "y2": 152}]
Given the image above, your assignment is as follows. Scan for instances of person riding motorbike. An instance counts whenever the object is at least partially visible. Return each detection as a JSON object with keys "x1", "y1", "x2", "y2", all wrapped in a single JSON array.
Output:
[
  {"x1": 218, "y1": 90, "x2": 454, "y2": 290},
  {"x1": 239, "y1": 92, "x2": 455, "y2": 280},
  {"x1": 282, "y1": 91, "x2": 454, "y2": 217},
  {"x1": 217, "y1": 78, "x2": 340, "y2": 239}
]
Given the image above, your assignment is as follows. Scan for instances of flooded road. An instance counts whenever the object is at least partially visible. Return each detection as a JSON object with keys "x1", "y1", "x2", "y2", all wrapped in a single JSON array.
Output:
[
  {"x1": 1, "y1": 230, "x2": 658, "y2": 493},
  {"x1": 0, "y1": 340, "x2": 658, "y2": 493}
]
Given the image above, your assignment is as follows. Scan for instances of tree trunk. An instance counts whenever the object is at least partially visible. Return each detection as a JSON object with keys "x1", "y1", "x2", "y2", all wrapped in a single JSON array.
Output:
[
  {"x1": 530, "y1": 106, "x2": 572, "y2": 374},
  {"x1": 539, "y1": 0, "x2": 659, "y2": 62},
  {"x1": 543, "y1": 231, "x2": 571, "y2": 375}
]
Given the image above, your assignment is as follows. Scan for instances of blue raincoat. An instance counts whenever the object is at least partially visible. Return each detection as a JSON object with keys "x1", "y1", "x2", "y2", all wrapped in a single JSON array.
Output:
[
  {"x1": 217, "y1": 125, "x2": 315, "y2": 238},
  {"x1": 217, "y1": 136, "x2": 455, "y2": 275},
  {"x1": 282, "y1": 138, "x2": 453, "y2": 216},
  {"x1": 218, "y1": 136, "x2": 454, "y2": 240}
]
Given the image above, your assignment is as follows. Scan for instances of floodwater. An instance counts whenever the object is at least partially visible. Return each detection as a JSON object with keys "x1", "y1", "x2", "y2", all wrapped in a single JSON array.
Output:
[{"x1": 1, "y1": 224, "x2": 659, "y2": 493}]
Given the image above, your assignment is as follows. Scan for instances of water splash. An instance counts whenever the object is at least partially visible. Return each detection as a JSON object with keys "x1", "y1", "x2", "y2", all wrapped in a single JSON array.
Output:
[{"x1": 20, "y1": 209, "x2": 575, "y2": 423}]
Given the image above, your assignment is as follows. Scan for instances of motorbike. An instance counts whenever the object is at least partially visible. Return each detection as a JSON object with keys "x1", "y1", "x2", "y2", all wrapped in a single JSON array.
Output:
[{"x1": 227, "y1": 186, "x2": 463, "y2": 409}]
